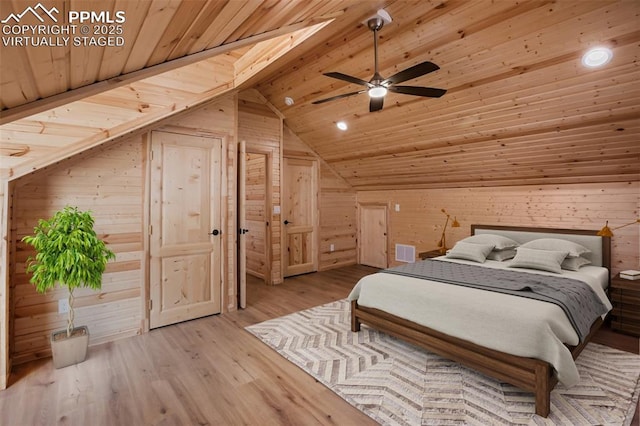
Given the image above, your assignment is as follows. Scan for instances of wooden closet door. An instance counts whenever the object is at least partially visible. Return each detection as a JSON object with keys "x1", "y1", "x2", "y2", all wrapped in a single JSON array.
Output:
[
  {"x1": 358, "y1": 204, "x2": 388, "y2": 268},
  {"x1": 283, "y1": 157, "x2": 318, "y2": 277},
  {"x1": 149, "y1": 131, "x2": 222, "y2": 328}
]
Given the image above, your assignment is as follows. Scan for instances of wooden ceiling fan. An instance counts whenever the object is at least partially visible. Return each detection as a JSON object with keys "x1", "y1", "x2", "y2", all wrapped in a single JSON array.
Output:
[{"x1": 312, "y1": 13, "x2": 446, "y2": 112}]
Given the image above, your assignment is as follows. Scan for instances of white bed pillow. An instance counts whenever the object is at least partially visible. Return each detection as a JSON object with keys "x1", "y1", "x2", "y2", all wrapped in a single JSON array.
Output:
[
  {"x1": 461, "y1": 234, "x2": 519, "y2": 250},
  {"x1": 561, "y1": 256, "x2": 591, "y2": 271},
  {"x1": 446, "y1": 242, "x2": 494, "y2": 263},
  {"x1": 520, "y1": 238, "x2": 590, "y2": 258},
  {"x1": 486, "y1": 248, "x2": 517, "y2": 261},
  {"x1": 509, "y1": 247, "x2": 569, "y2": 273}
]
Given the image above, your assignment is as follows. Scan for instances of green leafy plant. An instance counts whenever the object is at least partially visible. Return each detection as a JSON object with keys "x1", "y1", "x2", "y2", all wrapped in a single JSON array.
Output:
[{"x1": 22, "y1": 206, "x2": 115, "y2": 338}]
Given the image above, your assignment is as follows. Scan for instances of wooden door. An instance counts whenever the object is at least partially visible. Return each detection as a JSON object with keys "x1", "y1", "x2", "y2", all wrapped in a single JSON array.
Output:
[
  {"x1": 149, "y1": 131, "x2": 222, "y2": 328},
  {"x1": 359, "y1": 204, "x2": 388, "y2": 268},
  {"x1": 283, "y1": 158, "x2": 318, "y2": 277}
]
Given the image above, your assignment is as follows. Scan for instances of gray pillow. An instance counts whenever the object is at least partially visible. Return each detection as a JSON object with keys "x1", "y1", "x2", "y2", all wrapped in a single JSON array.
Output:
[
  {"x1": 520, "y1": 238, "x2": 590, "y2": 258},
  {"x1": 461, "y1": 234, "x2": 519, "y2": 250},
  {"x1": 509, "y1": 247, "x2": 569, "y2": 274},
  {"x1": 446, "y1": 242, "x2": 495, "y2": 263},
  {"x1": 486, "y1": 249, "x2": 517, "y2": 261},
  {"x1": 561, "y1": 256, "x2": 591, "y2": 271}
]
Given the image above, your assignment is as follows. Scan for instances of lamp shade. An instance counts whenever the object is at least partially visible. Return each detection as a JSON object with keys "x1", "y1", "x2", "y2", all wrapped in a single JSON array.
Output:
[{"x1": 597, "y1": 221, "x2": 613, "y2": 237}]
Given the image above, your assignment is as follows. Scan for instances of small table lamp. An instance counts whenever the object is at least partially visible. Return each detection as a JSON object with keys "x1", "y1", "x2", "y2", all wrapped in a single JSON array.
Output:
[
  {"x1": 437, "y1": 208, "x2": 460, "y2": 254},
  {"x1": 597, "y1": 219, "x2": 640, "y2": 237}
]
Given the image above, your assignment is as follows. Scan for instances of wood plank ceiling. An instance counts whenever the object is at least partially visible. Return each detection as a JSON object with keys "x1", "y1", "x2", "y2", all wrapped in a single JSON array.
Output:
[
  {"x1": 0, "y1": 0, "x2": 380, "y2": 179},
  {"x1": 1, "y1": 0, "x2": 639, "y2": 189}
]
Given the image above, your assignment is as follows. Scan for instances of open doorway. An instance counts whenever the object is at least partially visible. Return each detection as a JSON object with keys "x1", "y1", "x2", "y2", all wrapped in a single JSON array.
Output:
[{"x1": 244, "y1": 152, "x2": 271, "y2": 285}]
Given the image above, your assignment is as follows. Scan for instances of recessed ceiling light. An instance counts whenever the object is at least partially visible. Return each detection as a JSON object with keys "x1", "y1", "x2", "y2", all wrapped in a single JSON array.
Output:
[
  {"x1": 582, "y1": 47, "x2": 612, "y2": 68},
  {"x1": 284, "y1": 97, "x2": 294, "y2": 106},
  {"x1": 336, "y1": 121, "x2": 348, "y2": 131}
]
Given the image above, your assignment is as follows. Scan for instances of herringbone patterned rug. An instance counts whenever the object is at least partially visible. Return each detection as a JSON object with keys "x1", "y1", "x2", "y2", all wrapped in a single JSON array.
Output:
[{"x1": 246, "y1": 299, "x2": 640, "y2": 425}]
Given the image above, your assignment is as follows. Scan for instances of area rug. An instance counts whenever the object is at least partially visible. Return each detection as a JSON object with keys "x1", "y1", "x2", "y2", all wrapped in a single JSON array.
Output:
[{"x1": 246, "y1": 299, "x2": 640, "y2": 425}]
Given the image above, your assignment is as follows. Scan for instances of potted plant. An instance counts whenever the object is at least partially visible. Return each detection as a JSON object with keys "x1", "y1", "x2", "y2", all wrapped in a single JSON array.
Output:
[{"x1": 22, "y1": 206, "x2": 115, "y2": 368}]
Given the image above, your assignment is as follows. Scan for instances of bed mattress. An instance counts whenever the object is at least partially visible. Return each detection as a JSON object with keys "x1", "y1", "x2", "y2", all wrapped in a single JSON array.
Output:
[{"x1": 347, "y1": 257, "x2": 612, "y2": 386}]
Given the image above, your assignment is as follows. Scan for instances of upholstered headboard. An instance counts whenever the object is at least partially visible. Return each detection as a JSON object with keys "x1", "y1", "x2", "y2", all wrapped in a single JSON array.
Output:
[{"x1": 471, "y1": 224, "x2": 611, "y2": 270}]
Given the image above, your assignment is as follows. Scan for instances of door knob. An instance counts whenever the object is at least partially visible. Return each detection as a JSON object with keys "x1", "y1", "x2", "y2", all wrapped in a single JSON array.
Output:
[
  {"x1": 210, "y1": 229, "x2": 220, "y2": 236},
  {"x1": 284, "y1": 220, "x2": 292, "y2": 225}
]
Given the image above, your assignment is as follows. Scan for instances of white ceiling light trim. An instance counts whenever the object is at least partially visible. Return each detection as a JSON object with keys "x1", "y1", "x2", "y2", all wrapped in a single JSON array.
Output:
[
  {"x1": 336, "y1": 121, "x2": 348, "y2": 131},
  {"x1": 582, "y1": 47, "x2": 613, "y2": 68}
]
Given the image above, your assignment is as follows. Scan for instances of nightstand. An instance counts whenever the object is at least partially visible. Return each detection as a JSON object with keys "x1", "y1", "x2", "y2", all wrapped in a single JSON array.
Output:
[
  {"x1": 418, "y1": 249, "x2": 444, "y2": 260},
  {"x1": 609, "y1": 273, "x2": 640, "y2": 337}
]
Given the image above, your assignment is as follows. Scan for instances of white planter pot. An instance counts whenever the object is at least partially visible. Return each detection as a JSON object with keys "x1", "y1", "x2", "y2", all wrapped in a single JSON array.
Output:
[{"x1": 50, "y1": 326, "x2": 89, "y2": 369}]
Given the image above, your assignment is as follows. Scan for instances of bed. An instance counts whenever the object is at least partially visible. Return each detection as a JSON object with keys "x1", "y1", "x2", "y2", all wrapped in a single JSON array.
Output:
[{"x1": 348, "y1": 224, "x2": 612, "y2": 418}]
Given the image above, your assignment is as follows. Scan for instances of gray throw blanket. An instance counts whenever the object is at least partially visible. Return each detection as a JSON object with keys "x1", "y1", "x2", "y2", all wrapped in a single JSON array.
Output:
[{"x1": 381, "y1": 260, "x2": 610, "y2": 341}]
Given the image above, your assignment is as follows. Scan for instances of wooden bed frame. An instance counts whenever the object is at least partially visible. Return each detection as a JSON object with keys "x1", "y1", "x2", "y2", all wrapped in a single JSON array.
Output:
[{"x1": 350, "y1": 225, "x2": 611, "y2": 417}]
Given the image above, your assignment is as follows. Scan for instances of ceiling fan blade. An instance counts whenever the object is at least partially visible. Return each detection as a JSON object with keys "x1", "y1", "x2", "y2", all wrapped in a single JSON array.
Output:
[
  {"x1": 382, "y1": 61, "x2": 440, "y2": 85},
  {"x1": 324, "y1": 72, "x2": 373, "y2": 87},
  {"x1": 388, "y1": 85, "x2": 447, "y2": 98},
  {"x1": 369, "y1": 96, "x2": 384, "y2": 112},
  {"x1": 312, "y1": 90, "x2": 367, "y2": 105}
]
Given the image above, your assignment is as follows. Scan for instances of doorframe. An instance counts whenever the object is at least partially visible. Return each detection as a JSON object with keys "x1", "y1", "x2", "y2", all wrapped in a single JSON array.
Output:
[
  {"x1": 146, "y1": 128, "x2": 228, "y2": 328},
  {"x1": 142, "y1": 132, "x2": 151, "y2": 332},
  {"x1": 357, "y1": 202, "x2": 389, "y2": 268},
  {"x1": 238, "y1": 140, "x2": 246, "y2": 309},
  {"x1": 237, "y1": 145, "x2": 274, "y2": 307}
]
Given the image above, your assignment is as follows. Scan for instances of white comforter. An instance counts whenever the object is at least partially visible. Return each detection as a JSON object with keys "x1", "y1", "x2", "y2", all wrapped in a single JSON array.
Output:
[{"x1": 347, "y1": 257, "x2": 612, "y2": 386}]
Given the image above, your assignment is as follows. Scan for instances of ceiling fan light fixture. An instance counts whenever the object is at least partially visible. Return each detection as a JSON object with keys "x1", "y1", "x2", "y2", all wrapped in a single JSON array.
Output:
[{"x1": 368, "y1": 86, "x2": 387, "y2": 98}]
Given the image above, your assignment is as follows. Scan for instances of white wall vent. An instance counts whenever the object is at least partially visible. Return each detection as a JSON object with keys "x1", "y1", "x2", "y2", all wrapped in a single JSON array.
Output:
[{"x1": 395, "y1": 244, "x2": 416, "y2": 263}]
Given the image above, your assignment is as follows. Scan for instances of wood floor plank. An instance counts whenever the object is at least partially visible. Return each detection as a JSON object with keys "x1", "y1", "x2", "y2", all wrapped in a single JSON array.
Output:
[{"x1": 0, "y1": 264, "x2": 637, "y2": 425}]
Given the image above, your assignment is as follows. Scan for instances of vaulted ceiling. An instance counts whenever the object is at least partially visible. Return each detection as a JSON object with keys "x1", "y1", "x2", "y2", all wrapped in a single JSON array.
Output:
[{"x1": 1, "y1": 0, "x2": 639, "y2": 189}]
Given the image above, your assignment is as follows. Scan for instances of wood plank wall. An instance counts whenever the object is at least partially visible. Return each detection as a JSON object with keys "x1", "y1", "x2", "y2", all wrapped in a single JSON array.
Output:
[
  {"x1": 319, "y1": 163, "x2": 358, "y2": 270},
  {"x1": 238, "y1": 98, "x2": 283, "y2": 284},
  {"x1": 8, "y1": 94, "x2": 238, "y2": 365},
  {"x1": 11, "y1": 138, "x2": 145, "y2": 365},
  {"x1": 357, "y1": 182, "x2": 640, "y2": 275},
  {"x1": 283, "y1": 127, "x2": 357, "y2": 271}
]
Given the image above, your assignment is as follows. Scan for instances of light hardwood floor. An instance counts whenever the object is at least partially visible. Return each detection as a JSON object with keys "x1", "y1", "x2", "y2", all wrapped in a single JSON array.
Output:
[{"x1": 1, "y1": 264, "x2": 638, "y2": 425}]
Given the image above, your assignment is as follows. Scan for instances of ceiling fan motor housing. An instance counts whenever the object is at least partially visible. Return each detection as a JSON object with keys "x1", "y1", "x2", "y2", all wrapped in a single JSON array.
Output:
[{"x1": 367, "y1": 17, "x2": 385, "y2": 32}]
